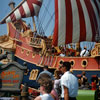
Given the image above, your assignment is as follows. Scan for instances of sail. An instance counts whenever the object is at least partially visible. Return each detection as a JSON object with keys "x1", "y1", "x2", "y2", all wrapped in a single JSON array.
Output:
[
  {"x1": 0, "y1": 0, "x2": 43, "y2": 24},
  {"x1": 53, "y1": 0, "x2": 100, "y2": 46}
]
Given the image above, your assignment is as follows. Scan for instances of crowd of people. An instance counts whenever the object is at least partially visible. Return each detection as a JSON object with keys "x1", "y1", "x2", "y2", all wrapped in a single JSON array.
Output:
[
  {"x1": 32, "y1": 61, "x2": 100, "y2": 100},
  {"x1": 34, "y1": 61, "x2": 79, "y2": 100},
  {"x1": 54, "y1": 45, "x2": 91, "y2": 57},
  {"x1": 77, "y1": 71, "x2": 100, "y2": 91}
]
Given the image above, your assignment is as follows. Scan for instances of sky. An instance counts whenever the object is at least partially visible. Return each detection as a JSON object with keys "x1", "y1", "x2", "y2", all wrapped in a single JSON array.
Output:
[
  {"x1": 0, "y1": 0, "x2": 55, "y2": 36},
  {"x1": 0, "y1": 0, "x2": 22, "y2": 35}
]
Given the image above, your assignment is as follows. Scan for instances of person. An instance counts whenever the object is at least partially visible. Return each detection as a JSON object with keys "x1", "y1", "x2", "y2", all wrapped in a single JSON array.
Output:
[
  {"x1": 91, "y1": 75, "x2": 98, "y2": 90},
  {"x1": 36, "y1": 73, "x2": 59, "y2": 100},
  {"x1": 81, "y1": 71, "x2": 88, "y2": 88},
  {"x1": 54, "y1": 70, "x2": 61, "y2": 98},
  {"x1": 36, "y1": 65, "x2": 54, "y2": 81},
  {"x1": 59, "y1": 50, "x2": 66, "y2": 57},
  {"x1": 80, "y1": 46, "x2": 89, "y2": 57},
  {"x1": 95, "y1": 85, "x2": 100, "y2": 100},
  {"x1": 91, "y1": 80, "x2": 97, "y2": 90},
  {"x1": 60, "y1": 61, "x2": 78, "y2": 100},
  {"x1": 34, "y1": 76, "x2": 54, "y2": 100}
]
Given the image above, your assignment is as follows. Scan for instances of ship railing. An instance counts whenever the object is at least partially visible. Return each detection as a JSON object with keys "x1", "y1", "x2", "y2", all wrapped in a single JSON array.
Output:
[{"x1": 30, "y1": 37, "x2": 42, "y2": 47}]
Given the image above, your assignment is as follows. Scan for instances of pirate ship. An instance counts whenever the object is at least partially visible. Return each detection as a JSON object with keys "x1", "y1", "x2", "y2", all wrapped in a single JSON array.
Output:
[{"x1": 0, "y1": 0, "x2": 100, "y2": 91}]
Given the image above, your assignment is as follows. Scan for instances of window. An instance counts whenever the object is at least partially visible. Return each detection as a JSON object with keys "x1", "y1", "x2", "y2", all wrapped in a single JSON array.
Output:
[{"x1": 29, "y1": 69, "x2": 39, "y2": 80}]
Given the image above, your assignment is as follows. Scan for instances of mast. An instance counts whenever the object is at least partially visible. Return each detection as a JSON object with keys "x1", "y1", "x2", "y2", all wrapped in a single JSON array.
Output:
[
  {"x1": 76, "y1": 43, "x2": 81, "y2": 56},
  {"x1": 32, "y1": 16, "x2": 37, "y2": 32}
]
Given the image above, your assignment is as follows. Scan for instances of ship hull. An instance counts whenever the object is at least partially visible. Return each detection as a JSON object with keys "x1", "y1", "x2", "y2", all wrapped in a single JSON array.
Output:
[
  {"x1": 15, "y1": 52, "x2": 100, "y2": 84},
  {"x1": 7, "y1": 22, "x2": 100, "y2": 89}
]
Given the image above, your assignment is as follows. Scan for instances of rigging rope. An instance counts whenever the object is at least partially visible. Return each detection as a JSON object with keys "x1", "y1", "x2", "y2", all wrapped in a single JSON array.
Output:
[{"x1": 36, "y1": 0, "x2": 54, "y2": 36}]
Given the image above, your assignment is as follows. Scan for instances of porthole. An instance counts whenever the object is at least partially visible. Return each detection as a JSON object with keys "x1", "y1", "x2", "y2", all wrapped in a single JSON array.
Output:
[
  {"x1": 26, "y1": 51, "x2": 30, "y2": 56},
  {"x1": 21, "y1": 49, "x2": 24, "y2": 54},
  {"x1": 70, "y1": 60, "x2": 75, "y2": 68},
  {"x1": 81, "y1": 59, "x2": 88, "y2": 68},
  {"x1": 32, "y1": 53, "x2": 35, "y2": 58}
]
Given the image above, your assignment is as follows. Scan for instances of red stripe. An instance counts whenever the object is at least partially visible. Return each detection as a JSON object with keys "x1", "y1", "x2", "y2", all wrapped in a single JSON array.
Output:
[
  {"x1": 10, "y1": 13, "x2": 16, "y2": 22},
  {"x1": 65, "y1": 0, "x2": 73, "y2": 44},
  {"x1": 19, "y1": 6, "x2": 26, "y2": 18},
  {"x1": 27, "y1": 1, "x2": 34, "y2": 16},
  {"x1": 76, "y1": 0, "x2": 86, "y2": 41},
  {"x1": 84, "y1": 0, "x2": 97, "y2": 41},
  {"x1": 52, "y1": 0, "x2": 58, "y2": 46}
]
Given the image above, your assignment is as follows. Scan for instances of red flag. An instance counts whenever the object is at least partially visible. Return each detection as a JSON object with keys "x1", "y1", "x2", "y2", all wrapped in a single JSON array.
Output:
[{"x1": 0, "y1": 0, "x2": 42, "y2": 24}]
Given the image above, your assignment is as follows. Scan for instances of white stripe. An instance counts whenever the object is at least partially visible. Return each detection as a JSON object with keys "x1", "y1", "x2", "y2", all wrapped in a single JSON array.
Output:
[
  {"x1": 96, "y1": 0, "x2": 100, "y2": 11},
  {"x1": 90, "y1": 0, "x2": 100, "y2": 35},
  {"x1": 22, "y1": 1, "x2": 31, "y2": 17},
  {"x1": 71, "y1": 0, "x2": 80, "y2": 43},
  {"x1": 38, "y1": 0, "x2": 43, "y2": 2},
  {"x1": 14, "y1": 9, "x2": 21, "y2": 20},
  {"x1": 80, "y1": 0, "x2": 92, "y2": 41},
  {"x1": 6, "y1": 16, "x2": 11, "y2": 23},
  {"x1": 32, "y1": 4, "x2": 40, "y2": 16},
  {"x1": 96, "y1": 0, "x2": 100, "y2": 36},
  {"x1": 58, "y1": 0, "x2": 66, "y2": 46}
]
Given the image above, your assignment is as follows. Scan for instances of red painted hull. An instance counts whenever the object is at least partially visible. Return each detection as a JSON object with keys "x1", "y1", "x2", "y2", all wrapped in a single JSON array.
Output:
[{"x1": 8, "y1": 22, "x2": 100, "y2": 71}]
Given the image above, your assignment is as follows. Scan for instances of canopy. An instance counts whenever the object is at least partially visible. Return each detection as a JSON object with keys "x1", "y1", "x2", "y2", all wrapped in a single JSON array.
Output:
[{"x1": 53, "y1": 0, "x2": 100, "y2": 46}]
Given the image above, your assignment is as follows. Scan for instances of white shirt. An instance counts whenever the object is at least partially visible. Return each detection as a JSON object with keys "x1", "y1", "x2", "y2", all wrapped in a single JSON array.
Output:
[
  {"x1": 40, "y1": 94, "x2": 54, "y2": 100},
  {"x1": 60, "y1": 71, "x2": 78, "y2": 98},
  {"x1": 54, "y1": 79, "x2": 60, "y2": 89},
  {"x1": 59, "y1": 53, "x2": 65, "y2": 57},
  {"x1": 80, "y1": 49, "x2": 89, "y2": 57}
]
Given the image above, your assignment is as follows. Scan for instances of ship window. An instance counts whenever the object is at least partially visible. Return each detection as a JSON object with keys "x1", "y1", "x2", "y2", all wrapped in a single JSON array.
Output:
[
  {"x1": 70, "y1": 60, "x2": 75, "y2": 68},
  {"x1": 81, "y1": 59, "x2": 88, "y2": 68},
  {"x1": 0, "y1": 49, "x2": 3, "y2": 54},
  {"x1": 29, "y1": 69, "x2": 39, "y2": 80},
  {"x1": 21, "y1": 49, "x2": 24, "y2": 54},
  {"x1": 26, "y1": 51, "x2": 30, "y2": 56},
  {"x1": 32, "y1": 53, "x2": 35, "y2": 58}
]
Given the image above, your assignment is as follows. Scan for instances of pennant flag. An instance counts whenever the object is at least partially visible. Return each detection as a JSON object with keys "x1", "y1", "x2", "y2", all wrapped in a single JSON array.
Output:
[{"x1": 0, "y1": 0, "x2": 43, "y2": 24}]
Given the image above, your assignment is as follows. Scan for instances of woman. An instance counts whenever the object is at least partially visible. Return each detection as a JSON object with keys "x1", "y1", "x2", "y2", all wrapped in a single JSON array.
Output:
[{"x1": 34, "y1": 74, "x2": 54, "y2": 100}]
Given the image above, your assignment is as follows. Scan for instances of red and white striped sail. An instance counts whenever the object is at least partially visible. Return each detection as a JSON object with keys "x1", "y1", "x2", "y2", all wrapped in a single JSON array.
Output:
[
  {"x1": 0, "y1": 0, "x2": 42, "y2": 24},
  {"x1": 53, "y1": 0, "x2": 100, "y2": 46}
]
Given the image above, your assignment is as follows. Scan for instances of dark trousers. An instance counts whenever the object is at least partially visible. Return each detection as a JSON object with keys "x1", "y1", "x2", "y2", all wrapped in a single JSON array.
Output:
[{"x1": 61, "y1": 97, "x2": 76, "y2": 100}]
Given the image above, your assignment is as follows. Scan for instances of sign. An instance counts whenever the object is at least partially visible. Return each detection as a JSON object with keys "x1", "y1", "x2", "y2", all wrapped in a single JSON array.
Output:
[{"x1": 0, "y1": 61, "x2": 27, "y2": 92}]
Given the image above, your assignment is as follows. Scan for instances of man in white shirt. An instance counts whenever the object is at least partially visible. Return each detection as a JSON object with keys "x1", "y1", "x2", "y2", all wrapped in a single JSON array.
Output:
[
  {"x1": 60, "y1": 61, "x2": 78, "y2": 100},
  {"x1": 80, "y1": 46, "x2": 89, "y2": 57}
]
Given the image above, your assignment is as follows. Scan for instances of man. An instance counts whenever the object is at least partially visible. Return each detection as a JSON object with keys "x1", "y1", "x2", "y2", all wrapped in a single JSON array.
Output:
[
  {"x1": 36, "y1": 65, "x2": 54, "y2": 81},
  {"x1": 80, "y1": 46, "x2": 89, "y2": 57},
  {"x1": 60, "y1": 61, "x2": 78, "y2": 100},
  {"x1": 95, "y1": 85, "x2": 100, "y2": 100}
]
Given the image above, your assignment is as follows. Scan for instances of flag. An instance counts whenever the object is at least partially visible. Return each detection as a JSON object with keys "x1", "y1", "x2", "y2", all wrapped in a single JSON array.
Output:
[{"x1": 0, "y1": 0, "x2": 43, "y2": 24}]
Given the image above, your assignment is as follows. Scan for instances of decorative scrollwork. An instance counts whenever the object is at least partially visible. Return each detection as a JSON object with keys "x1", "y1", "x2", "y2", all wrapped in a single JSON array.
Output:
[{"x1": 29, "y1": 69, "x2": 39, "y2": 80}]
